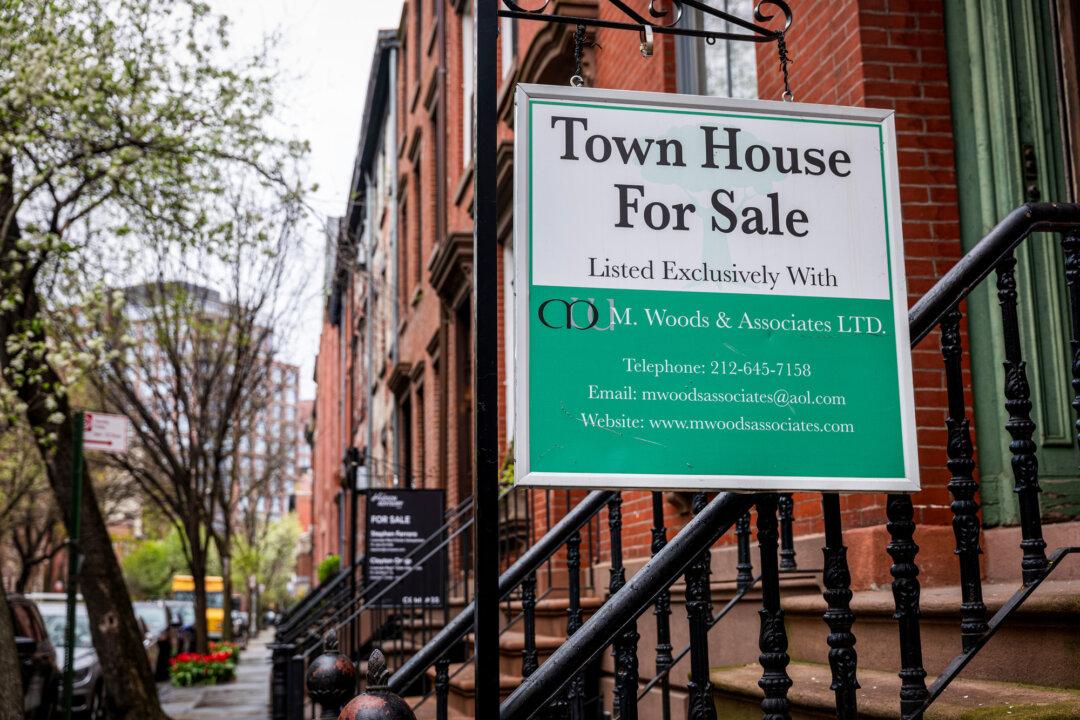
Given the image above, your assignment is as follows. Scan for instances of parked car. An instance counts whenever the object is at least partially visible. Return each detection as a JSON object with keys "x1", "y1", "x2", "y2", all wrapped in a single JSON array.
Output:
[
  {"x1": 164, "y1": 599, "x2": 196, "y2": 654},
  {"x1": 136, "y1": 616, "x2": 158, "y2": 679},
  {"x1": 133, "y1": 600, "x2": 177, "y2": 681},
  {"x1": 34, "y1": 599, "x2": 105, "y2": 720},
  {"x1": 7, "y1": 593, "x2": 59, "y2": 720},
  {"x1": 231, "y1": 609, "x2": 249, "y2": 641}
]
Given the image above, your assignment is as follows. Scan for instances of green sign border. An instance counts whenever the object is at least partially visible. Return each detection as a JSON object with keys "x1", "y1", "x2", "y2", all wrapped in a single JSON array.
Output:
[{"x1": 513, "y1": 84, "x2": 920, "y2": 493}]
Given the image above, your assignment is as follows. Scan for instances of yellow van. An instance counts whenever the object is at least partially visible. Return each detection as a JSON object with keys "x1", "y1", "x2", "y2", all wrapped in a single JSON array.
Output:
[{"x1": 169, "y1": 575, "x2": 225, "y2": 639}]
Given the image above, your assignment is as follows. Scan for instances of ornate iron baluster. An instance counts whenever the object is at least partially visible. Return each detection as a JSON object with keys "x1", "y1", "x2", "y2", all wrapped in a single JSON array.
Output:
[
  {"x1": 565, "y1": 528, "x2": 585, "y2": 719},
  {"x1": 756, "y1": 494, "x2": 792, "y2": 720},
  {"x1": 886, "y1": 493, "x2": 928, "y2": 718},
  {"x1": 940, "y1": 307, "x2": 989, "y2": 650},
  {"x1": 777, "y1": 494, "x2": 797, "y2": 571},
  {"x1": 650, "y1": 492, "x2": 673, "y2": 720},
  {"x1": 996, "y1": 253, "x2": 1049, "y2": 584},
  {"x1": 522, "y1": 570, "x2": 539, "y2": 677},
  {"x1": 607, "y1": 493, "x2": 638, "y2": 720},
  {"x1": 684, "y1": 492, "x2": 716, "y2": 720},
  {"x1": 820, "y1": 493, "x2": 858, "y2": 720},
  {"x1": 735, "y1": 510, "x2": 754, "y2": 592},
  {"x1": 435, "y1": 656, "x2": 450, "y2": 720},
  {"x1": 1063, "y1": 232, "x2": 1080, "y2": 452}
]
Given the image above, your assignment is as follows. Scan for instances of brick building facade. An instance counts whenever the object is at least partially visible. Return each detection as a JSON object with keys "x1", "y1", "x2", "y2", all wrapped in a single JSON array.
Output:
[
  {"x1": 309, "y1": 0, "x2": 1078, "y2": 711},
  {"x1": 311, "y1": 0, "x2": 1080, "y2": 585}
]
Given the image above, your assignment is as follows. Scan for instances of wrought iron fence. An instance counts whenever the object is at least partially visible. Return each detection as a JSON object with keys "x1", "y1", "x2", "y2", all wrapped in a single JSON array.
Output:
[{"x1": 306, "y1": 202, "x2": 1080, "y2": 720}]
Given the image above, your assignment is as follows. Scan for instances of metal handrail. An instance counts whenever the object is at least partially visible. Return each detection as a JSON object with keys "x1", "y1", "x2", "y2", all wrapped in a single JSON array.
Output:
[
  {"x1": 408, "y1": 583, "x2": 561, "y2": 713},
  {"x1": 348, "y1": 201, "x2": 1080, "y2": 719},
  {"x1": 500, "y1": 491, "x2": 755, "y2": 719},
  {"x1": 275, "y1": 557, "x2": 360, "y2": 642},
  {"x1": 918, "y1": 547, "x2": 1079, "y2": 716},
  {"x1": 908, "y1": 202, "x2": 1080, "y2": 344},
  {"x1": 388, "y1": 489, "x2": 616, "y2": 694},
  {"x1": 636, "y1": 572, "x2": 762, "y2": 699}
]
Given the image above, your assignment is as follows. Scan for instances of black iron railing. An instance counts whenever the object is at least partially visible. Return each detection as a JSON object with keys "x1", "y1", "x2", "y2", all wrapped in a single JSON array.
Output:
[
  {"x1": 308, "y1": 202, "x2": 1080, "y2": 720},
  {"x1": 497, "y1": 203, "x2": 1080, "y2": 720}
]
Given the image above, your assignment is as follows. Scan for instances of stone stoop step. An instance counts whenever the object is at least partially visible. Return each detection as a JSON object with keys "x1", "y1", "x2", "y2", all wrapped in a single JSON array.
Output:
[
  {"x1": 407, "y1": 695, "x2": 472, "y2": 720},
  {"x1": 424, "y1": 661, "x2": 521, "y2": 716},
  {"x1": 502, "y1": 595, "x2": 606, "y2": 637},
  {"x1": 710, "y1": 661, "x2": 1080, "y2": 720},
  {"x1": 465, "y1": 629, "x2": 565, "y2": 676},
  {"x1": 373, "y1": 637, "x2": 426, "y2": 657},
  {"x1": 782, "y1": 579, "x2": 1080, "y2": 689}
]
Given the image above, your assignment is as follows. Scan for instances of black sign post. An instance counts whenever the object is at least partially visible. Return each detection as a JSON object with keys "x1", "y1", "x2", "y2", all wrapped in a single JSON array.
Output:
[{"x1": 363, "y1": 489, "x2": 447, "y2": 608}]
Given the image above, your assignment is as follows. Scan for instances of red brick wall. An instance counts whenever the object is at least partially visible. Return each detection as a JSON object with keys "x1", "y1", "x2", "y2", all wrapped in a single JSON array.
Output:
[
  {"x1": 331, "y1": 2, "x2": 968, "y2": 578},
  {"x1": 757, "y1": 0, "x2": 965, "y2": 537},
  {"x1": 312, "y1": 306, "x2": 343, "y2": 567}
]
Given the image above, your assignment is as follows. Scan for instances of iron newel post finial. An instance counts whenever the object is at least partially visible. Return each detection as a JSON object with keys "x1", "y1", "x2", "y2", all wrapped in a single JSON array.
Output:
[
  {"x1": 338, "y1": 649, "x2": 418, "y2": 720},
  {"x1": 306, "y1": 629, "x2": 358, "y2": 719}
]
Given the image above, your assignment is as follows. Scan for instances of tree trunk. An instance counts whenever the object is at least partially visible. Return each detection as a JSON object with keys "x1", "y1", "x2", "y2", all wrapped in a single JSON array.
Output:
[
  {"x1": 0, "y1": 167, "x2": 167, "y2": 719},
  {"x1": 220, "y1": 552, "x2": 233, "y2": 642},
  {"x1": 14, "y1": 562, "x2": 32, "y2": 593},
  {"x1": 46, "y1": 432, "x2": 167, "y2": 720},
  {"x1": 0, "y1": 590, "x2": 23, "y2": 720},
  {"x1": 188, "y1": 538, "x2": 209, "y2": 654}
]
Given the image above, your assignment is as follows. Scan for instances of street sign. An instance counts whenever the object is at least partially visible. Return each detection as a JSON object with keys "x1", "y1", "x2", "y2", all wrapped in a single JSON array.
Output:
[
  {"x1": 363, "y1": 489, "x2": 447, "y2": 608},
  {"x1": 82, "y1": 411, "x2": 130, "y2": 453},
  {"x1": 513, "y1": 84, "x2": 918, "y2": 492}
]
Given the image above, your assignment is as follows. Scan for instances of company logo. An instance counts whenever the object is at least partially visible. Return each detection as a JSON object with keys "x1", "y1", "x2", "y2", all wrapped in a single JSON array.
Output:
[
  {"x1": 537, "y1": 298, "x2": 600, "y2": 330},
  {"x1": 370, "y1": 492, "x2": 405, "y2": 509}
]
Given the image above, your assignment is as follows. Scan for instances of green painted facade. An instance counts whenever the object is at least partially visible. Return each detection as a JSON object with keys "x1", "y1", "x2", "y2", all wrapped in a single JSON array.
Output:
[{"x1": 944, "y1": 0, "x2": 1078, "y2": 525}]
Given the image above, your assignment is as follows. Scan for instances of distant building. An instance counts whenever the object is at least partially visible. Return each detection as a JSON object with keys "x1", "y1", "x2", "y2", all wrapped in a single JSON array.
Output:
[
  {"x1": 310, "y1": 29, "x2": 401, "y2": 579},
  {"x1": 122, "y1": 281, "x2": 301, "y2": 541},
  {"x1": 291, "y1": 399, "x2": 315, "y2": 594}
]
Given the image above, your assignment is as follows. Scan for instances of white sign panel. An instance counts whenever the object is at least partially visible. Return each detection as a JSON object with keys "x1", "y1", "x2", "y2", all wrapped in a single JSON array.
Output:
[
  {"x1": 83, "y1": 411, "x2": 130, "y2": 453},
  {"x1": 513, "y1": 84, "x2": 918, "y2": 492}
]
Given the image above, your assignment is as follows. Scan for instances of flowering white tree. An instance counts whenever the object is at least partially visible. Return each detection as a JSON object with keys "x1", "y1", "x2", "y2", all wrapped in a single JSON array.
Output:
[{"x1": 0, "y1": 2, "x2": 304, "y2": 716}]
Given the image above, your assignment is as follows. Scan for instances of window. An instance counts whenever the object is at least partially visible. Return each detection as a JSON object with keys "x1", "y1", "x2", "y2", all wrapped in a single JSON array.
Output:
[
  {"x1": 413, "y1": 145, "x2": 422, "y2": 287},
  {"x1": 400, "y1": 396, "x2": 413, "y2": 488},
  {"x1": 12, "y1": 603, "x2": 35, "y2": 639},
  {"x1": 416, "y1": 384, "x2": 425, "y2": 487},
  {"x1": 461, "y1": 3, "x2": 474, "y2": 167},
  {"x1": 500, "y1": 16, "x2": 516, "y2": 78},
  {"x1": 679, "y1": 1, "x2": 758, "y2": 99},
  {"x1": 414, "y1": 0, "x2": 423, "y2": 85},
  {"x1": 503, "y1": 243, "x2": 515, "y2": 440},
  {"x1": 399, "y1": 197, "x2": 409, "y2": 305}
]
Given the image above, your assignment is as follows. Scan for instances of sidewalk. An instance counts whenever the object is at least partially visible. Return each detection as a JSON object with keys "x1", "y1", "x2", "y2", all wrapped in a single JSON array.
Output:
[{"x1": 159, "y1": 631, "x2": 272, "y2": 720}]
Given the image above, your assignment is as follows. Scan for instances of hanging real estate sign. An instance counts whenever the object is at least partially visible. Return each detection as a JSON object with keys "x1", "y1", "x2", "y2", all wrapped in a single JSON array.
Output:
[
  {"x1": 513, "y1": 84, "x2": 919, "y2": 492},
  {"x1": 364, "y1": 489, "x2": 447, "y2": 608}
]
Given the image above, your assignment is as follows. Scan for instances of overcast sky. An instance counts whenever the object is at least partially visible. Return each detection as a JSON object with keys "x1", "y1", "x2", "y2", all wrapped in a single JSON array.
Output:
[{"x1": 210, "y1": 0, "x2": 405, "y2": 399}]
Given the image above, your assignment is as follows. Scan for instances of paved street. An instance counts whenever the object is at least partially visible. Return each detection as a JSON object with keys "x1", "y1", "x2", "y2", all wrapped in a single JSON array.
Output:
[{"x1": 159, "y1": 633, "x2": 272, "y2": 720}]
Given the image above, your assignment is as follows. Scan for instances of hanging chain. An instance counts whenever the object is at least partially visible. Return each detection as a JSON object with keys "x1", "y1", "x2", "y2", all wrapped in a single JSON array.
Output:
[
  {"x1": 570, "y1": 24, "x2": 586, "y2": 87},
  {"x1": 776, "y1": 31, "x2": 794, "y2": 101}
]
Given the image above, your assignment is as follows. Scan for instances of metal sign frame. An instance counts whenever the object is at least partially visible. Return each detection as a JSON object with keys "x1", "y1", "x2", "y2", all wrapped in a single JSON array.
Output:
[
  {"x1": 470, "y1": 3, "x2": 792, "y2": 716},
  {"x1": 511, "y1": 83, "x2": 918, "y2": 493}
]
